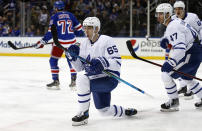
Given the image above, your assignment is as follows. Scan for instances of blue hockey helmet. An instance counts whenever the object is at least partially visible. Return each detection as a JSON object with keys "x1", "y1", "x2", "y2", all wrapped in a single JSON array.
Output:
[{"x1": 54, "y1": 1, "x2": 65, "y2": 10}]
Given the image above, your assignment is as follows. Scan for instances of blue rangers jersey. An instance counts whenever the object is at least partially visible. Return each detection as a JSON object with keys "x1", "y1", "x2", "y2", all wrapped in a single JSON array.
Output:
[
  {"x1": 70, "y1": 35, "x2": 122, "y2": 80},
  {"x1": 42, "y1": 11, "x2": 83, "y2": 48}
]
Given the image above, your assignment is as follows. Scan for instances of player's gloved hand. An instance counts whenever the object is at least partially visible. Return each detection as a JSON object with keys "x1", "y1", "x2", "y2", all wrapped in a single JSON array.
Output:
[
  {"x1": 35, "y1": 39, "x2": 46, "y2": 49},
  {"x1": 67, "y1": 44, "x2": 80, "y2": 61},
  {"x1": 160, "y1": 38, "x2": 172, "y2": 49},
  {"x1": 161, "y1": 61, "x2": 175, "y2": 72},
  {"x1": 89, "y1": 58, "x2": 105, "y2": 74}
]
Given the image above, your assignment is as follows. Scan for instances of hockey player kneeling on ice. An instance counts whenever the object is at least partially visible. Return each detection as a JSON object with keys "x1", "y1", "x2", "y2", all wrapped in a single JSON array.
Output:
[
  {"x1": 156, "y1": 3, "x2": 202, "y2": 112},
  {"x1": 67, "y1": 17, "x2": 137, "y2": 126}
]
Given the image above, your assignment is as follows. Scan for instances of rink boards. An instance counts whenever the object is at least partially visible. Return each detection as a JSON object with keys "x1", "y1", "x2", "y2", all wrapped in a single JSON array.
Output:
[{"x1": 0, "y1": 37, "x2": 165, "y2": 60}]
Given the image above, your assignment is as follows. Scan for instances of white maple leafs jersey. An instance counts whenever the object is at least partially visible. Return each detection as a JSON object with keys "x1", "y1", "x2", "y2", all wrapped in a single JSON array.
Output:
[
  {"x1": 172, "y1": 13, "x2": 202, "y2": 41},
  {"x1": 164, "y1": 18, "x2": 198, "y2": 65},
  {"x1": 71, "y1": 35, "x2": 121, "y2": 79}
]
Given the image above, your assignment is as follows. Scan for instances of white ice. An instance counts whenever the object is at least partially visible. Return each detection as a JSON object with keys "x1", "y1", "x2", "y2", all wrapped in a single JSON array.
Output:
[{"x1": 0, "y1": 56, "x2": 202, "y2": 131}]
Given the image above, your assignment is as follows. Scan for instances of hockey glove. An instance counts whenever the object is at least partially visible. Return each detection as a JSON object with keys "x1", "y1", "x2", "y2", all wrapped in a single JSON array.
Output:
[
  {"x1": 67, "y1": 44, "x2": 80, "y2": 61},
  {"x1": 35, "y1": 39, "x2": 46, "y2": 49},
  {"x1": 160, "y1": 38, "x2": 172, "y2": 49},
  {"x1": 88, "y1": 58, "x2": 105, "y2": 74},
  {"x1": 161, "y1": 61, "x2": 174, "y2": 73}
]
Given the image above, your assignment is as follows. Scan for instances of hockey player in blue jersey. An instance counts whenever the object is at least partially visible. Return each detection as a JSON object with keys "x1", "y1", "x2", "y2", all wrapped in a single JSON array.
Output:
[
  {"x1": 36, "y1": 1, "x2": 83, "y2": 90},
  {"x1": 156, "y1": 3, "x2": 202, "y2": 112},
  {"x1": 66, "y1": 17, "x2": 137, "y2": 126}
]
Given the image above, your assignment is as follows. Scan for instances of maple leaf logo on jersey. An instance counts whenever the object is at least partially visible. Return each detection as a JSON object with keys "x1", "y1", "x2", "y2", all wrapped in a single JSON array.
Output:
[{"x1": 130, "y1": 39, "x2": 139, "y2": 52}]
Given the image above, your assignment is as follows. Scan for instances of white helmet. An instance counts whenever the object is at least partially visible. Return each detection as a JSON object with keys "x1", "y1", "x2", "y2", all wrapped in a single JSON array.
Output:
[
  {"x1": 173, "y1": 1, "x2": 185, "y2": 9},
  {"x1": 83, "y1": 17, "x2": 101, "y2": 32},
  {"x1": 156, "y1": 3, "x2": 173, "y2": 17}
]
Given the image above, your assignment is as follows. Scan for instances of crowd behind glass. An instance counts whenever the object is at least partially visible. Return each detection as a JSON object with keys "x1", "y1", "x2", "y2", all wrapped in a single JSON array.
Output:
[{"x1": 0, "y1": 0, "x2": 201, "y2": 37}]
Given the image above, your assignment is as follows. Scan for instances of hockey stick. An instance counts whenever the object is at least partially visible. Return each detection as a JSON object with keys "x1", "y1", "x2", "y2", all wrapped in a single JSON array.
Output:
[
  {"x1": 126, "y1": 40, "x2": 202, "y2": 81},
  {"x1": 8, "y1": 41, "x2": 53, "y2": 50},
  {"x1": 51, "y1": 24, "x2": 154, "y2": 98}
]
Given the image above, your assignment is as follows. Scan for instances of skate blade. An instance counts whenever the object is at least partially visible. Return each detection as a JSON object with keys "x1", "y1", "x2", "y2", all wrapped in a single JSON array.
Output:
[
  {"x1": 69, "y1": 84, "x2": 76, "y2": 88},
  {"x1": 46, "y1": 86, "x2": 60, "y2": 90},
  {"x1": 70, "y1": 87, "x2": 77, "y2": 91},
  {"x1": 160, "y1": 107, "x2": 179, "y2": 112},
  {"x1": 195, "y1": 106, "x2": 202, "y2": 110},
  {"x1": 72, "y1": 119, "x2": 88, "y2": 126},
  {"x1": 183, "y1": 95, "x2": 194, "y2": 100},
  {"x1": 178, "y1": 94, "x2": 185, "y2": 97}
]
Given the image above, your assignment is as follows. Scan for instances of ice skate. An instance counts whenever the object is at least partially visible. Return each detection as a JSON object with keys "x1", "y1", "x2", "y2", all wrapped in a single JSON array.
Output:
[
  {"x1": 178, "y1": 86, "x2": 193, "y2": 99},
  {"x1": 125, "y1": 108, "x2": 137, "y2": 116},
  {"x1": 160, "y1": 98, "x2": 179, "y2": 112},
  {"x1": 69, "y1": 75, "x2": 76, "y2": 91},
  {"x1": 69, "y1": 80, "x2": 76, "y2": 87},
  {"x1": 72, "y1": 110, "x2": 89, "y2": 126},
  {"x1": 178, "y1": 86, "x2": 187, "y2": 95},
  {"x1": 183, "y1": 91, "x2": 194, "y2": 100},
  {"x1": 195, "y1": 99, "x2": 202, "y2": 109},
  {"x1": 46, "y1": 80, "x2": 60, "y2": 90}
]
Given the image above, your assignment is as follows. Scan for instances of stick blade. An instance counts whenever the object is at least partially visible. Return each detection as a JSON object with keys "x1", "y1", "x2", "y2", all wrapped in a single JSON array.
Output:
[
  {"x1": 8, "y1": 41, "x2": 17, "y2": 50},
  {"x1": 126, "y1": 40, "x2": 137, "y2": 58}
]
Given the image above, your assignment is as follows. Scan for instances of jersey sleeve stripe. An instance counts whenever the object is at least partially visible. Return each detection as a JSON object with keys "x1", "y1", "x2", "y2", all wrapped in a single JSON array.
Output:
[
  {"x1": 172, "y1": 42, "x2": 186, "y2": 48},
  {"x1": 173, "y1": 47, "x2": 186, "y2": 50},
  {"x1": 58, "y1": 39, "x2": 76, "y2": 45},
  {"x1": 74, "y1": 24, "x2": 82, "y2": 31},
  {"x1": 169, "y1": 58, "x2": 177, "y2": 66},
  {"x1": 112, "y1": 57, "x2": 121, "y2": 59}
]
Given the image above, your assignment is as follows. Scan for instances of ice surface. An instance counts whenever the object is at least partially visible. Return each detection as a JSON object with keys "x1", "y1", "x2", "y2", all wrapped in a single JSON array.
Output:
[{"x1": 0, "y1": 56, "x2": 202, "y2": 131}]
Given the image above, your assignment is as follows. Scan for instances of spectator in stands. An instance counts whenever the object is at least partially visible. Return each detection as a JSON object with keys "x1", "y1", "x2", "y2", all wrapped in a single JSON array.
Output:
[
  {"x1": 35, "y1": 28, "x2": 41, "y2": 36},
  {"x1": 25, "y1": 27, "x2": 34, "y2": 37},
  {"x1": 1, "y1": 0, "x2": 200, "y2": 37},
  {"x1": 38, "y1": 5, "x2": 48, "y2": 34},
  {"x1": 11, "y1": 24, "x2": 20, "y2": 36},
  {"x1": 0, "y1": 16, "x2": 3, "y2": 26}
]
